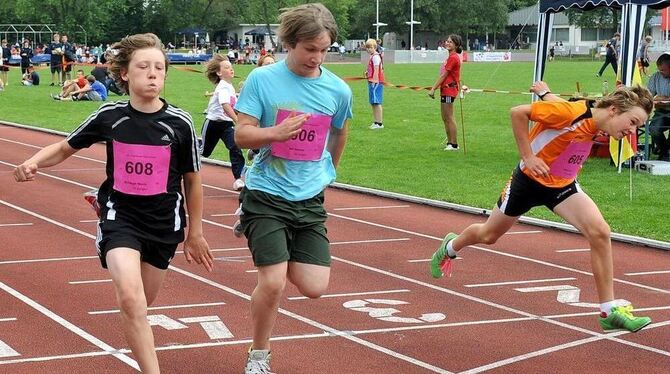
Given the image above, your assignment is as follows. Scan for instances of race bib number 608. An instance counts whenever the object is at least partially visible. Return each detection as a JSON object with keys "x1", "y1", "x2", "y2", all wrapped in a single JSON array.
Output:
[{"x1": 113, "y1": 140, "x2": 171, "y2": 196}]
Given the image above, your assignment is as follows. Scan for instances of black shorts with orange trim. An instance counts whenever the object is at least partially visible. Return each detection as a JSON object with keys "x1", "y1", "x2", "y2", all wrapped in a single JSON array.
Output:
[{"x1": 497, "y1": 167, "x2": 581, "y2": 217}]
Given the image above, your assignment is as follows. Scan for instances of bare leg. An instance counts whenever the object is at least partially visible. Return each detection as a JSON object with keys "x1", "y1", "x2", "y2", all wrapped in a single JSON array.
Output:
[
  {"x1": 106, "y1": 248, "x2": 160, "y2": 374},
  {"x1": 441, "y1": 102, "x2": 458, "y2": 145},
  {"x1": 372, "y1": 104, "x2": 383, "y2": 124},
  {"x1": 553, "y1": 193, "x2": 614, "y2": 303},
  {"x1": 251, "y1": 262, "x2": 288, "y2": 350},
  {"x1": 287, "y1": 262, "x2": 330, "y2": 299},
  {"x1": 452, "y1": 206, "x2": 519, "y2": 252}
]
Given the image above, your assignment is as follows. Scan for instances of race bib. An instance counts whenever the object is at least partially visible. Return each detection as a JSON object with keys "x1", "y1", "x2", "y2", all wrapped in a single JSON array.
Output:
[
  {"x1": 271, "y1": 109, "x2": 332, "y2": 161},
  {"x1": 549, "y1": 140, "x2": 593, "y2": 179},
  {"x1": 112, "y1": 140, "x2": 171, "y2": 196}
]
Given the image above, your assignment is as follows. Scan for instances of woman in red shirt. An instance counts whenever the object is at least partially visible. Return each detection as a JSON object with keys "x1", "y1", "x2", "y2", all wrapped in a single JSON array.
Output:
[{"x1": 429, "y1": 35, "x2": 463, "y2": 151}]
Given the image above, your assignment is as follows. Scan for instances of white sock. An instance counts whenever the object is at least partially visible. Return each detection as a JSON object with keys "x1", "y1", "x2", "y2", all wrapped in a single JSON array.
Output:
[
  {"x1": 446, "y1": 240, "x2": 457, "y2": 258},
  {"x1": 600, "y1": 300, "x2": 618, "y2": 315}
]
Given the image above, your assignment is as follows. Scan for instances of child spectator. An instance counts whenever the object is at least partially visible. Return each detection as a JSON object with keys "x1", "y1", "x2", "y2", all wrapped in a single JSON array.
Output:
[{"x1": 21, "y1": 65, "x2": 40, "y2": 86}]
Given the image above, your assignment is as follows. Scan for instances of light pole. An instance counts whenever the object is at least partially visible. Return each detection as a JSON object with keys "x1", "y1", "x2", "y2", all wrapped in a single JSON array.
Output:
[
  {"x1": 372, "y1": 0, "x2": 387, "y2": 41},
  {"x1": 405, "y1": 0, "x2": 421, "y2": 61}
]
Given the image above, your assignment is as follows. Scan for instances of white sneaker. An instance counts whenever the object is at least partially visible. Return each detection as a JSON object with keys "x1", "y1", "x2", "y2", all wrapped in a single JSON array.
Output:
[
  {"x1": 369, "y1": 123, "x2": 384, "y2": 130},
  {"x1": 244, "y1": 349, "x2": 274, "y2": 374},
  {"x1": 444, "y1": 144, "x2": 460, "y2": 151},
  {"x1": 232, "y1": 178, "x2": 245, "y2": 191}
]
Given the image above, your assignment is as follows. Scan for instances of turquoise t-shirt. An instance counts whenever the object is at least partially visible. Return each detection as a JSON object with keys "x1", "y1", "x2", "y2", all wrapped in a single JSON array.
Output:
[{"x1": 235, "y1": 60, "x2": 353, "y2": 201}]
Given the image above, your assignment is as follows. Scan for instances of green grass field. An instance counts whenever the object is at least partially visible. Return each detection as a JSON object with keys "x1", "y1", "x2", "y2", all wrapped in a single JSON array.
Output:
[{"x1": 1, "y1": 58, "x2": 668, "y2": 243}]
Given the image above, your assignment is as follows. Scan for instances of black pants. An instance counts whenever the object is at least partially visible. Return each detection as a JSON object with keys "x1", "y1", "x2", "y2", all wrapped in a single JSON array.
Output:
[
  {"x1": 201, "y1": 119, "x2": 245, "y2": 178},
  {"x1": 598, "y1": 55, "x2": 618, "y2": 77}
]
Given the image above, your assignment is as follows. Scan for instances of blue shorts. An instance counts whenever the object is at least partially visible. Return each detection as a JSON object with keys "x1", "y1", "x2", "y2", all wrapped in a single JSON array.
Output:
[{"x1": 368, "y1": 82, "x2": 383, "y2": 105}]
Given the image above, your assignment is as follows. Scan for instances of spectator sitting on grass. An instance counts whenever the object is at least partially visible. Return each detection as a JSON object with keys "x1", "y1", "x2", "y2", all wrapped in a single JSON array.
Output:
[
  {"x1": 55, "y1": 75, "x2": 107, "y2": 101},
  {"x1": 53, "y1": 69, "x2": 87, "y2": 99},
  {"x1": 21, "y1": 65, "x2": 40, "y2": 86}
]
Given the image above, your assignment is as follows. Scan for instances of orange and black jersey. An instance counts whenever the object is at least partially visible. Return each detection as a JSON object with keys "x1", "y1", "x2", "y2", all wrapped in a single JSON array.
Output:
[
  {"x1": 519, "y1": 100, "x2": 597, "y2": 188},
  {"x1": 66, "y1": 99, "x2": 201, "y2": 243}
]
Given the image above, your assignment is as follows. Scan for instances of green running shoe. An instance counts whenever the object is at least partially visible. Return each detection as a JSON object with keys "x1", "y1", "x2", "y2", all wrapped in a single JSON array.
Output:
[
  {"x1": 599, "y1": 305, "x2": 651, "y2": 332},
  {"x1": 431, "y1": 233, "x2": 458, "y2": 278}
]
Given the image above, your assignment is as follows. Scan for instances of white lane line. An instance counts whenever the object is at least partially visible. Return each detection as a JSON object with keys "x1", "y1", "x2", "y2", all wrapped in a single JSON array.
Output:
[
  {"x1": 460, "y1": 319, "x2": 670, "y2": 374},
  {"x1": 69, "y1": 279, "x2": 112, "y2": 285},
  {"x1": 210, "y1": 213, "x2": 237, "y2": 217},
  {"x1": 0, "y1": 255, "x2": 98, "y2": 266},
  {"x1": 504, "y1": 230, "x2": 543, "y2": 235},
  {"x1": 0, "y1": 138, "x2": 105, "y2": 164},
  {"x1": 169, "y1": 266, "x2": 453, "y2": 373},
  {"x1": 0, "y1": 223, "x2": 33, "y2": 227},
  {"x1": 245, "y1": 270, "x2": 258, "y2": 273},
  {"x1": 79, "y1": 219, "x2": 98, "y2": 223},
  {"x1": 0, "y1": 161, "x2": 96, "y2": 190},
  {"x1": 89, "y1": 302, "x2": 227, "y2": 315},
  {"x1": 288, "y1": 289, "x2": 410, "y2": 301},
  {"x1": 46, "y1": 168, "x2": 105, "y2": 172},
  {"x1": 556, "y1": 248, "x2": 590, "y2": 253},
  {"x1": 0, "y1": 281, "x2": 138, "y2": 370},
  {"x1": 0, "y1": 318, "x2": 17, "y2": 322},
  {"x1": 625, "y1": 270, "x2": 670, "y2": 276},
  {"x1": 214, "y1": 256, "x2": 251, "y2": 263},
  {"x1": 407, "y1": 258, "x2": 462, "y2": 263},
  {"x1": 333, "y1": 205, "x2": 410, "y2": 211},
  {"x1": 331, "y1": 238, "x2": 410, "y2": 245},
  {"x1": 0, "y1": 200, "x2": 95, "y2": 239},
  {"x1": 0, "y1": 332, "x2": 330, "y2": 365},
  {"x1": 0, "y1": 340, "x2": 19, "y2": 358},
  {"x1": 464, "y1": 277, "x2": 577, "y2": 288}
]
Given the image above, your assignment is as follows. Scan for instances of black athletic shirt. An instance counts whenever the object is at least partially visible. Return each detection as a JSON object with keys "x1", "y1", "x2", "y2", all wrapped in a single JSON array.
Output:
[{"x1": 67, "y1": 99, "x2": 201, "y2": 243}]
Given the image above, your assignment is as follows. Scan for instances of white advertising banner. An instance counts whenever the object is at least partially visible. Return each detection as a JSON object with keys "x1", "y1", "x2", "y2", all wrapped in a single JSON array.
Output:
[{"x1": 472, "y1": 52, "x2": 512, "y2": 62}]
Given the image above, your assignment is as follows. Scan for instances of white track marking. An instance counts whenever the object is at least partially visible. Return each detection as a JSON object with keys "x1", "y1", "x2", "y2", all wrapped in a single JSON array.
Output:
[
  {"x1": 288, "y1": 289, "x2": 410, "y2": 301},
  {"x1": 504, "y1": 230, "x2": 542, "y2": 235},
  {"x1": 555, "y1": 248, "x2": 590, "y2": 253},
  {"x1": 331, "y1": 238, "x2": 410, "y2": 245},
  {"x1": 0, "y1": 223, "x2": 33, "y2": 227},
  {"x1": 0, "y1": 318, "x2": 17, "y2": 322},
  {"x1": 0, "y1": 340, "x2": 19, "y2": 358},
  {"x1": 89, "y1": 302, "x2": 227, "y2": 315},
  {"x1": 69, "y1": 279, "x2": 112, "y2": 285},
  {"x1": 464, "y1": 278, "x2": 577, "y2": 288},
  {"x1": 0, "y1": 281, "x2": 138, "y2": 369},
  {"x1": 625, "y1": 270, "x2": 670, "y2": 276},
  {"x1": 0, "y1": 255, "x2": 98, "y2": 266},
  {"x1": 333, "y1": 205, "x2": 410, "y2": 211},
  {"x1": 168, "y1": 266, "x2": 453, "y2": 373}
]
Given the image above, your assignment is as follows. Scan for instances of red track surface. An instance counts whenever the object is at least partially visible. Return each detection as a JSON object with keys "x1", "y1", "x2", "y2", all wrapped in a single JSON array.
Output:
[{"x1": 1, "y1": 123, "x2": 669, "y2": 373}]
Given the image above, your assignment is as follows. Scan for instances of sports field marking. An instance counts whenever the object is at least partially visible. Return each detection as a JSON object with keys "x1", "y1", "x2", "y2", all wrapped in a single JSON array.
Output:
[
  {"x1": 79, "y1": 219, "x2": 98, "y2": 223},
  {"x1": 210, "y1": 213, "x2": 237, "y2": 217},
  {"x1": 625, "y1": 270, "x2": 670, "y2": 276},
  {"x1": 0, "y1": 255, "x2": 98, "y2": 266},
  {"x1": 331, "y1": 238, "x2": 410, "y2": 245},
  {"x1": 0, "y1": 340, "x2": 20, "y2": 359},
  {"x1": 214, "y1": 255, "x2": 251, "y2": 262},
  {"x1": 47, "y1": 168, "x2": 105, "y2": 172},
  {"x1": 202, "y1": 183, "x2": 240, "y2": 194},
  {"x1": 464, "y1": 277, "x2": 577, "y2": 288},
  {"x1": 0, "y1": 161, "x2": 95, "y2": 190},
  {"x1": 407, "y1": 257, "x2": 462, "y2": 263},
  {"x1": 332, "y1": 205, "x2": 410, "y2": 211},
  {"x1": 555, "y1": 248, "x2": 590, "y2": 253},
  {"x1": 504, "y1": 230, "x2": 543, "y2": 235},
  {"x1": 0, "y1": 281, "x2": 138, "y2": 369},
  {"x1": 0, "y1": 137, "x2": 105, "y2": 164},
  {"x1": 287, "y1": 289, "x2": 410, "y2": 301},
  {"x1": 69, "y1": 279, "x2": 112, "y2": 285},
  {"x1": 0, "y1": 223, "x2": 33, "y2": 227},
  {"x1": 89, "y1": 302, "x2": 227, "y2": 315},
  {"x1": 169, "y1": 266, "x2": 454, "y2": 373},
  {"x1": 0, "y1": 318, "x2": 17, "y2": 322}
]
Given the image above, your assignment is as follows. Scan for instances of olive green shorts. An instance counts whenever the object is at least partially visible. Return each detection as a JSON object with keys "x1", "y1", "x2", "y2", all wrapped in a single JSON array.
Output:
[{"x1": 238, "y1": 188, "x2": 330, "y2": 267}]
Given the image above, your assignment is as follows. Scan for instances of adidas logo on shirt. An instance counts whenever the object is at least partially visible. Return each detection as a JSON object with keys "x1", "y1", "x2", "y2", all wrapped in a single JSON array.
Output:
[{"x1": 161, "y1": 134, "x2": 170, "y2": 142}]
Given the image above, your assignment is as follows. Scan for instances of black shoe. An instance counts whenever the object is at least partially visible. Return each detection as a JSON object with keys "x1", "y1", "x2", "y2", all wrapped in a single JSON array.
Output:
[{"x1": 49, "y1": 83, "x2": 55, "y2": 86}]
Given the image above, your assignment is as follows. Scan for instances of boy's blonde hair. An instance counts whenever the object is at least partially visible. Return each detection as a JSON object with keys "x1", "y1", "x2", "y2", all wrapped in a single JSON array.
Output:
[
  {"x1": 106, "y1": 33, "x2": 168, "y2": 94},
  {"x1": 278, "y1": 3, "x2": 337, "y2": 48},
  {"x1": 205, "y1": 54, "x2": 228, "y2": 84},
  {"x1": 595, "y1": 85, "x2": 654, "y2": 116},
  {"x1": 365, "y1": 39, "x2": 377, "y2": 49}
]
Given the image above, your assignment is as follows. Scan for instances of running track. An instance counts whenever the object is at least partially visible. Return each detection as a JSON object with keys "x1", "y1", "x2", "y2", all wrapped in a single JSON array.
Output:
[{"x1": 0, "y1": 123, "x2": 669, "y2": 373}]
